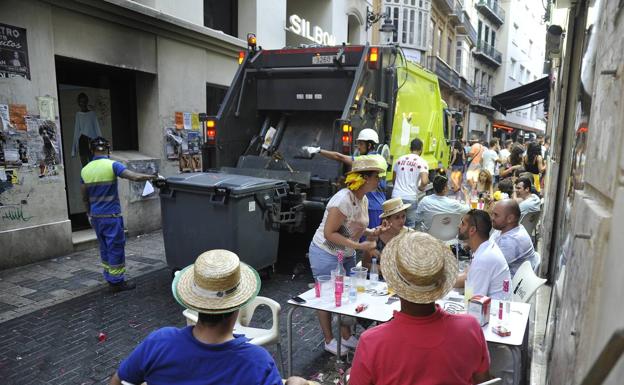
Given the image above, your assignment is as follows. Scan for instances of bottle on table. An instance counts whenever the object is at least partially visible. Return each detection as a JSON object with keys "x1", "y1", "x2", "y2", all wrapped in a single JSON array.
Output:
[
  {"x1": 334, "y1": 251, "x2": 345, "y2": 307},
  {"x1": 501, "y1": 279, "x2": 511, "y2": 326},
  {"x1": 369, "y1": 257, "x2": 379, "y2": 283}
]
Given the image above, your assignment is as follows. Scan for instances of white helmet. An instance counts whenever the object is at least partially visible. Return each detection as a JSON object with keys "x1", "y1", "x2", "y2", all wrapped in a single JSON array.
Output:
[{"x1": 356, "y1": 128, "x2": 379, "y2": 144}]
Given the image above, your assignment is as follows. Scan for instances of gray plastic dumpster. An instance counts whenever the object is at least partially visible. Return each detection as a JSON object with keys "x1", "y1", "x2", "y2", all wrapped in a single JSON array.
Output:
[{"x1": 160, "y1": 172, "x2": 288, "y2": 271}]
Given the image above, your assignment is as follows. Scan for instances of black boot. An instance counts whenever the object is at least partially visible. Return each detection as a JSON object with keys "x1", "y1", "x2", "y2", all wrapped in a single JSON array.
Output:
[{"x1": 109, "y1": 281, "x2": 136, "y2": 293}]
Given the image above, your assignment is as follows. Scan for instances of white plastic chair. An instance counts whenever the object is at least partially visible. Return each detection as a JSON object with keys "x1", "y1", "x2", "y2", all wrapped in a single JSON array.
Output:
[
  {"x1": 511, "y1": 260, "x2": 547, "y2": 303},
  {"x1": 183, "y1": 296, "x2": 284, "y2": 373},
  {"x1": 477, "y1": 378, "x2": 503, "y2": 385},
  {"x1": 520, "y1": 211, "x2": 540, "y2": 244},
  {"x1": 427, "y1": 213, "x2": 463, "y2": 242}
]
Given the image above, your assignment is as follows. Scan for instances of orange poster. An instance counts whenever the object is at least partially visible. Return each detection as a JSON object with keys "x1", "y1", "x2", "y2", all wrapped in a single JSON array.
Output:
[
  {"x1": 9, "y1": 104, "x2": 27, "y2": 131},
  {"x1": 175, "y1": 111, "x2": 184, "y2": 130}
]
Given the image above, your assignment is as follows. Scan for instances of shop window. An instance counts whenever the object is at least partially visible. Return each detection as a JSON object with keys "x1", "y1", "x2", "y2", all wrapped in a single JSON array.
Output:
[{"x1": 204, "y1": 0, "x2": 237, "y2": 37}]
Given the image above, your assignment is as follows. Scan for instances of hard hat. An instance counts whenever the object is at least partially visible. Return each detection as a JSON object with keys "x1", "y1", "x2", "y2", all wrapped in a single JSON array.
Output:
[
  {"x1": 356, "y1": 128, "x2": 379, "y2": 144},
  {"x1": 90, "y1": 136, "x2": 110, "y2": 152}
]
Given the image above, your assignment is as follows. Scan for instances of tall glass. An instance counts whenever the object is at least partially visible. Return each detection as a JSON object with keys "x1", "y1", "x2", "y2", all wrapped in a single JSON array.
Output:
[
  {"x1": 351, "y1": 267, "x2": 368, "y2": 293},
  {"x1": 317, "y1": 275, "x2": 332, "y2": 302}
]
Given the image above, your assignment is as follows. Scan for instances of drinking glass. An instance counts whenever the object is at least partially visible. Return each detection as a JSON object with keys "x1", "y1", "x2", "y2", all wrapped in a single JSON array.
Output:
[{"x1": 350, "y1": 267, "x2": 368, "y2": 293}]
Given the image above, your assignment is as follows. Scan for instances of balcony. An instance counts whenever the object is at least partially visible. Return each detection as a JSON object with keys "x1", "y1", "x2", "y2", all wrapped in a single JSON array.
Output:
[
  {"x1": 456, "y1": 11, "x2": 477, "y2": 45},
  {"x1": 476, "y1": 0, "x2": 505, "y2": 26},
  {"x1": 448, "y1": 1, "x2": 463, "y2": 25},
  {"x1": 427, "y1": 56, "x2": 460, "y2": 90},
  {"x1": 433, "y1": 0, "x2": 455, "y2": 14},
  {"x1": 456, "y1": 77, "x2": 475, "y2": 101},
  {"x1": 473, "y1": 40, "x2": 503, "y2": 67}
]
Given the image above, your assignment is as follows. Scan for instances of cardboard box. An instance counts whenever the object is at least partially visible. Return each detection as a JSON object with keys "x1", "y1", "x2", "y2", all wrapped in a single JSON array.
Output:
[{"x1": 467, "y1": 295, "x2": 491, "y2": 326}]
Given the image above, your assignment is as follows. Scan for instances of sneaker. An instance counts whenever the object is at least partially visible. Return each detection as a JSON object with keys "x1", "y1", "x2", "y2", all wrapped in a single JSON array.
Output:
[
  {"x1": 109, "y1": 281, "x2": 136, "y2": 293},
  {"x1": 341, "y1": 335, "x2": 359, "y2": 349},
  {"x1": 324, "y1": 339, "x2": 347, "y2": 356}
]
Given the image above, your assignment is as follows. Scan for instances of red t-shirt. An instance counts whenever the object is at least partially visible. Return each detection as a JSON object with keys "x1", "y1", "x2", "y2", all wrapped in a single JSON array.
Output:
[{"x1": 349, "y1": 306, "x2": 490, "y2": 385}]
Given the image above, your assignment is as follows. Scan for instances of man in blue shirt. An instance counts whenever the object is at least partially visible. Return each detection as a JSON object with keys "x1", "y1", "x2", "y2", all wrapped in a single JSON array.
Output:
[
  {"x1": 109, "y1": 249, "x2": 309, "y2": 385},
  {"x1": 80, "y1": 137, "x2": 158, "y2": 292}
]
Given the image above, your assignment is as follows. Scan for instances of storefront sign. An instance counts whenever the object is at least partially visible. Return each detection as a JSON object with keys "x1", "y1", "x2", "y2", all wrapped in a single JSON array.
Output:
[
  {"x1": 287, "y1": 14, "x2": 336, "y2": 46},
  {"x1": 0, "y1": 23, "x2": 30, "y2": 80}
]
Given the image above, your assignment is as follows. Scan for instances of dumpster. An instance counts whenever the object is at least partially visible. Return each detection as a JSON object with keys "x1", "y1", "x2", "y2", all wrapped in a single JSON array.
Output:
[{"x1": 160, "y1": 172, "x2": 288, "y2": 271}]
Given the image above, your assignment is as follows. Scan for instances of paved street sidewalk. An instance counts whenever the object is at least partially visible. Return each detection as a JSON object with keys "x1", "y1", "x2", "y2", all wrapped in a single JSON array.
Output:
[{"x1": 0, "y1": 231, "x2": 167, "y2": 323}]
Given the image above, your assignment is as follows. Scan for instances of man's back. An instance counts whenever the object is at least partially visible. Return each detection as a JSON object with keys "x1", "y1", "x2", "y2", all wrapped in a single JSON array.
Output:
[
  {"x1": 392, "y1": 153, "x2": 428, "y2": 200},
  {"x1": 519, "y1": 194, "x2": 541, "y2": 216},
  {"x1": 81, "y1": 156, "x2": 125, "y2": 215},
  {"x1": 414, "y1": 195, "x2": 470, "y2": 231},
  {"x1": 349, "y1": 307, "x2": 489, "y2": 385},
  {"x1": 467, "y1": 241, "x2": 511, "y2": 299},
  {"x1": 118, "y1": 326, "x2": 282, "y2": 385},
  {"x1": 491, "y1": 225, "x2": 536, "y2": 276},
  {"x1": 482, "y1": 149, "x2": 498, "y2": 175}
]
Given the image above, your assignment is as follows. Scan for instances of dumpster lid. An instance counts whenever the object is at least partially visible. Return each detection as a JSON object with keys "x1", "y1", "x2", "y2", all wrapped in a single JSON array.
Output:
[{"x1": 165, "y1": 172, "x2": 286, "y2": 195}]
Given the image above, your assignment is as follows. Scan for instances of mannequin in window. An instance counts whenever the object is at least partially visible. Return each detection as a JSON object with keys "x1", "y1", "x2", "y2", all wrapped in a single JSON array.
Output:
[{"x1": 71, "y1": 93, "x2": 102, "y2": 166}]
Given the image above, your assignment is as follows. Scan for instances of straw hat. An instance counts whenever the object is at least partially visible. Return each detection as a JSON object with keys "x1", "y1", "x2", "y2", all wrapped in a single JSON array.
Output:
[
  {"x1": 347, "y1": 155, "x2": 386, "y2": 176},
  {"x1": 381, "y1": 232, "x2": 458, "y2": 304},
  {"x1": 173, "y1": 249, "x2": 260, "y2": 314},
  {"x1": 379, "y1": 197, "x2": 412, "y2": 218}
]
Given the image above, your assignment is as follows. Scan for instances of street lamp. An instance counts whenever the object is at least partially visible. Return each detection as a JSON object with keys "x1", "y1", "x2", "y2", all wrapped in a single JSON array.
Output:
[{"x1": 379, "y1": 14, "x2": 395, "y2": 45}]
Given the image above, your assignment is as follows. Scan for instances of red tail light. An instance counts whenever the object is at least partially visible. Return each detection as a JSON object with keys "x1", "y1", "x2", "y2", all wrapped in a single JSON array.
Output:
[
  {"x1": 206, "y1": 120, "x2": 216, "y2": 145},
  {"x1": 238, "y1": 51, "x2": 245, "y2": 65},
  {"x1": 368, "y1": 47, "x2": 379, "y2": 69},
  {"x1": 341, "y1": 123, "x2": 352, "y2": 154}
]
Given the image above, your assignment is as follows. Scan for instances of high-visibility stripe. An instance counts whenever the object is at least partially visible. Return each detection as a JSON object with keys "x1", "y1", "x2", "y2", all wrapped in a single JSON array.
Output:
[{"x1": 89, "y1": 195, "x2": 117, "y2": 203}]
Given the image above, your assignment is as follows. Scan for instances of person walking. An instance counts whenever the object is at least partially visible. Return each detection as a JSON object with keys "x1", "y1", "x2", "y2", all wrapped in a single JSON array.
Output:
[
  {"x1": 308, "y1": 156, "x2": 388, "y2": 355},
  {"x1": 390, "y1": 138, "x2": 429, "y2": 227},
  {"x1": 80, "y1": 137, "x2": 160, "y2": 292},
  {"x1": 450, "y1": 141, "x2": 466, "y2": 193}
]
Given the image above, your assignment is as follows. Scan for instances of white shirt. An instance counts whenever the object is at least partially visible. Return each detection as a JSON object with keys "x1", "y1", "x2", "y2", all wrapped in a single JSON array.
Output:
[
  {"x1": 312, "y1": 188, "x2": 369, "y2": 257},
  {"x1": 391, "y1": 153, "x2": 429, "y2": 201},
  {"x1": 490, "y1": 225, "x2": 537, "y2": 277},
  {"x1": 499, "y1": 148, "x2": 511, "y2": 163},
  {"x1": 414, "y1": 194, "x2": 470, "y2": 231},
  {"x1": 519, "y1": 194, "x2": 541, "y2": 217},
  {"x1": 481, "y1": 149, "x2": 499, "y2": 176},
  {"x1": 466, "y1": 240, "x2": 512, "y2": 300},
  {"x1": 72, "y1": 111, "x2": 102, "y2": 156}
]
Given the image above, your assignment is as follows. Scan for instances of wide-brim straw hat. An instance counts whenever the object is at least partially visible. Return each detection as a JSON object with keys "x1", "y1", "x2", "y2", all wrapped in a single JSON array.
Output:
[
  {"x1": 346, "y1": 155, "x2": 386, "y2": 176},
  {"x1": 380, "y1": 197, "x2": 412, "y2": 218},
  {"x1": 173, "y1": 249, "x2": 260, "y2": 314},
  {"x1": 381, "y1": 231, "x2": 458, "y2": 304}
]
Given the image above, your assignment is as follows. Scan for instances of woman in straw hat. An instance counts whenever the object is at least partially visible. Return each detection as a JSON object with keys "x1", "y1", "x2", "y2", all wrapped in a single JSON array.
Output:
[
  {"x1": 308, "y1": 156, "x2": 389, "y2": 356},
  {"x1": 349, "y1": 232, "x2": 491, "y2": 385},
  {"x1": 110, "y1": 249, "x2": 312, "y2": 385},
  {"x1": 362, "y1": 197, "x2": 413, "y2": 275}
]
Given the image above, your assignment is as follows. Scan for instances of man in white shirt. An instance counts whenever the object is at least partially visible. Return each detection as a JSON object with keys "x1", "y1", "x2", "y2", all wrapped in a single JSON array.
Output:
[
  {"x1": 455, "y1": 209, "x2": 511, "y2": 299},
  {"x1": 490, "y1": 199, "x2": 538, "y2": 276},
  {"x1": 391, "y1": 138, "x2": 429, "y2": 228},
  {"x1": 499, "y1": 139, "x2": 512, "y2": 164},
  {"x1": 514, "y1": 177, "x2": 541, "y2": 217},
  {"x1": 414, "y1": 175, "x2": 470, "y2": 231}
]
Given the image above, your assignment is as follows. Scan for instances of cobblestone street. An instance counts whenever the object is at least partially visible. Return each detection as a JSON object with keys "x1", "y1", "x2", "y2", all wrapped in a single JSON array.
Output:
[{"x1": 0, "y1": 232, "x2": 350, "y2": 384}]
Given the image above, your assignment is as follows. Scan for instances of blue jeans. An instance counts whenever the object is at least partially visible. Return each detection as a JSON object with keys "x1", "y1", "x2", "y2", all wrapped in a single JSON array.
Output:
[
  {"x1": 308, "y1": 243, "x2": 356, "y2": 278},
  {"x1": 401, "y1": 198, "x2": 418, "y2": 228},
  {"x1": 92, "y1": 216, "x2": 126, "y2": 284}
]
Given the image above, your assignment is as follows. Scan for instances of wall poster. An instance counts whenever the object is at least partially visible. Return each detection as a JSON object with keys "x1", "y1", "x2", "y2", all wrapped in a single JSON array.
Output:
[{"x1": 0, "y1": 23, "x2": 30, "y2": 80}]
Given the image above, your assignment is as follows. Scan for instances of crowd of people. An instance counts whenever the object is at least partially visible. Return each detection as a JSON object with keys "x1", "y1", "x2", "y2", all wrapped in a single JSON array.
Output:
[{"x1": 109, "y1": 132, "x2": 548, "y2": 384}]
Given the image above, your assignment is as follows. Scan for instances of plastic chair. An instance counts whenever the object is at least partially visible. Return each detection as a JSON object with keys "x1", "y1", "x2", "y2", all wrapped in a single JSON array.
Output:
[
  {"x1": 427, "y1": 213, "x2": 463, "y2": 242},
  {"x1": 183, "y1": 296, "x2": 284, "y2": 374},
  {"x1": 477, "y1": 377, "x2": 503, "y2": 384},
  {"x1": 511, "y1": 260, "x2": 547, "y2": 303},
  {"x1": 520, "y1": 211, "x2": 540, "y2": 244}
]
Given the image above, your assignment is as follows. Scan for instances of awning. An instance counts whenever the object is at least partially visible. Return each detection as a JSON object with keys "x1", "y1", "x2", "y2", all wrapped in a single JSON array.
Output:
[{"x1": 491, "y1": 76, "x2": 550, "y2": 114}]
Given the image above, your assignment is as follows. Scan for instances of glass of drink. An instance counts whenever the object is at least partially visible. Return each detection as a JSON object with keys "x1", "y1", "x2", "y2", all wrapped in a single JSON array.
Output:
[
  {"x1": 350, "y1": 267, "x2": 368, "y2": 293},
  {"x1": 470, "y1": 199, "x2": 478, "y2": 209},
  {"x1": 317, "y1": 275, "x2": 332, "y2": 302}
]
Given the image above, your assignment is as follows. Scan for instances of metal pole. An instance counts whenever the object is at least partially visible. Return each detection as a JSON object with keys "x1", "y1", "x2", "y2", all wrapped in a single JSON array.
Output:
[{"x1": 286, "y1": 306, "x2": 296, "y2": 377}]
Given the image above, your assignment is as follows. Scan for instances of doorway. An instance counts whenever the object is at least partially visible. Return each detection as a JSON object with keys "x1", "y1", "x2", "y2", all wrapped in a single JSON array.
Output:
[{"x1": 55, "y1": 56, "x2": 139, "y2": 231}]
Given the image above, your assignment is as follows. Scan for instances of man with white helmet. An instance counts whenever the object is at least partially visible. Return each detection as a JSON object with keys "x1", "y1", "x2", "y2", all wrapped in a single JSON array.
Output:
[{"x1": 302, "y1": 128, "x2": 387, "y2": 228}]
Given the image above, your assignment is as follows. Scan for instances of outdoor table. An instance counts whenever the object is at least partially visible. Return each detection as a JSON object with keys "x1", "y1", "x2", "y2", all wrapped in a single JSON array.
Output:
[{"x1": 286, "y1": 284, "x2": 531, "y2": 377}]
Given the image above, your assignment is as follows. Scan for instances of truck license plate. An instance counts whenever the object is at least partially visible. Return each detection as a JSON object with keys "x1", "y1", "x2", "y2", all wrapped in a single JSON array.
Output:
[{"x1": 312, "y1": 55, "x2": 334, "y2": 64}]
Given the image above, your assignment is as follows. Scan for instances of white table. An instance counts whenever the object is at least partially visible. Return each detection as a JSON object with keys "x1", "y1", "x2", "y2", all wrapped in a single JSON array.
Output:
[{"x1": 286, "y1": 286, "x2": 531, "y2": 376}]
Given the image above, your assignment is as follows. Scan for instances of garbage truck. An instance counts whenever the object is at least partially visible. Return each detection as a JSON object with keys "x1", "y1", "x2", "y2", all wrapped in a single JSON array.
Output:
[{"x1": 199, "y1": 43, "x2": 451, "y2": 232}]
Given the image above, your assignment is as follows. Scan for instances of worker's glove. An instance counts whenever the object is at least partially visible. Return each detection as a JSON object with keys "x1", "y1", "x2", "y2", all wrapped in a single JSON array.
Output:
[
  {"x1": 152, "y1": 174, "x2": 167, "y2": 189},
  {"x1": 301, "y1": 146, "x2": 321, "y2": 158}
]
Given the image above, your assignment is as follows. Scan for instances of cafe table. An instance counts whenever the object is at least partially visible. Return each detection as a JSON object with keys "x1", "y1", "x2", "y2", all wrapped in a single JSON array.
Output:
[{"x1": 286, "y1": 284, "x2": 531, "y2": 377}]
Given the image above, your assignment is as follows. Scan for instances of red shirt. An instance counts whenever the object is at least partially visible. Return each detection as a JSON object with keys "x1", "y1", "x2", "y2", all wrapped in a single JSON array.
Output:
[{"x1": 349, "y1": 306, "x2": 490, "y2": 385}]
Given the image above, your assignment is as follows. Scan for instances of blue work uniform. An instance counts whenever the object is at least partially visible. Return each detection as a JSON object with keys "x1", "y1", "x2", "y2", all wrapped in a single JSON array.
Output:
[
  {"x1": 81, "y1": 156, "x2": 127, "y2": 284},
  {"x1": 354, "y1": 151, "x2": 386, "y2": 229}
]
